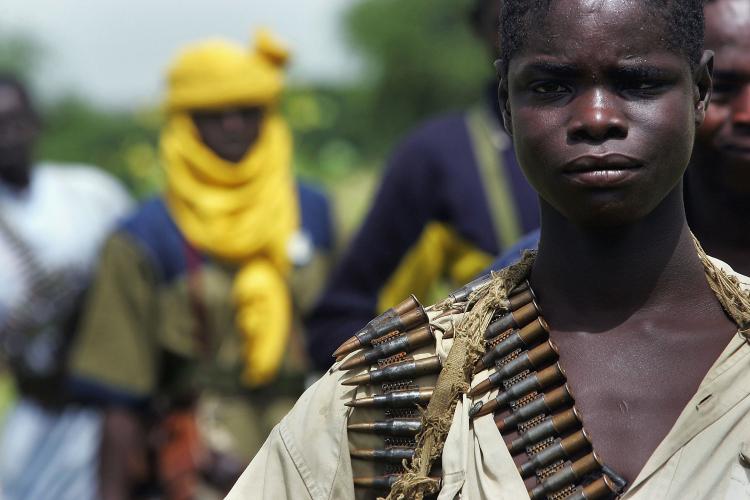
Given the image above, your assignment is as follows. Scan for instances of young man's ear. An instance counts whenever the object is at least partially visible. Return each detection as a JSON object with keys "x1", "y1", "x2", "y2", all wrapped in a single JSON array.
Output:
[
  {"x1": 694, "y1": 50, "x2": 714, "y2": 126},
  {"x1": 494, "y1": 59, "x2": 513, "y2": 136}
]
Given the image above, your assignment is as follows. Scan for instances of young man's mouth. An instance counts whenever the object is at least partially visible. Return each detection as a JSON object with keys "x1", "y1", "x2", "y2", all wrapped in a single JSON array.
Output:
[{"x1": 562, "y1": 154, "x2": 645, "y2": 188}]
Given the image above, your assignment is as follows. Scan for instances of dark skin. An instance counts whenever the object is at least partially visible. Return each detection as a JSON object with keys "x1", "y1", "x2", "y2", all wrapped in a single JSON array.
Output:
[
  {"x1": 499, "y1": 0, "x2": 737, "y2": 485},
  {"x1": 687, "y1": 0, "x2": 750, "y2": 275},
  {"x1": 100, "y1": 409, "x2": 148, "y2": 500},
  {"x1": 0, "y1": 83, "x2": 39, "y2": 189},
  {"x1": 192, "y1": 106, "x2": 265, "y2": 163}
]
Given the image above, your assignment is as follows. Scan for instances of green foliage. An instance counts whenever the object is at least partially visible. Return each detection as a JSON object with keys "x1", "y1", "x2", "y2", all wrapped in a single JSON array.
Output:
[
  {"x1": 0, "y1": 30, "x2": 44, "y2": 82},
  {"x1": 283, "y1": 85, "x2": 370, "y2": 179},
  {"x1": 37, "y1": 97, "x2": 164, "y2": 198}
]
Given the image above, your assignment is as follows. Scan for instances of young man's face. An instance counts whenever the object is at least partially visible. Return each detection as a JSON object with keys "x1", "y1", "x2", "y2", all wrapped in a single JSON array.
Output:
[
  {"x1": 502, "y1": 0, "x2": 710, "y2": 227},
  {"x1": 695, "y1": 0, "x2": 750, "y2": 191},
  {"x1": 192, "y1": 106, "x2": 264, "y2": 163}
]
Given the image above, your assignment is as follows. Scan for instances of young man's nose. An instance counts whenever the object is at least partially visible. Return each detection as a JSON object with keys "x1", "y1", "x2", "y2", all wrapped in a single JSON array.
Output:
[{"x1": 567, "y1": 88, "x2": 628, "y2": 143}]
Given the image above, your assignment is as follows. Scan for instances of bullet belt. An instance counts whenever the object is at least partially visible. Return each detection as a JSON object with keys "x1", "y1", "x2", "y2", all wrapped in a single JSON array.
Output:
[{"x1": 335, "y1": 279, "x2": 626, "y2": 500}]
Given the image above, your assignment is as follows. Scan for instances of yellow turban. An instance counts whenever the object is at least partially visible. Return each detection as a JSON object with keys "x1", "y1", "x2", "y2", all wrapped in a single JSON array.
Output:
[
  {"x1": 165, "y1": 29, "x2": 289, "y2": 112},
  {"x1": 161, "y1": 29, "x2": 299, "y2": 387}
]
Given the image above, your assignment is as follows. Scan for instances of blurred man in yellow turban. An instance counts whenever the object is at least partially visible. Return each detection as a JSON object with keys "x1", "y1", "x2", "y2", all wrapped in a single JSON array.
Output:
[{"x1": 66, "y1": 29, "x2": 336, "y2": 500}]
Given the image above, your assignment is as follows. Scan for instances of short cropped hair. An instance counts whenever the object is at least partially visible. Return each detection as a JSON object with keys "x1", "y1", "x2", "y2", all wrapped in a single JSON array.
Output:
[{"x1": 499, "y1": 0, "x2": 705, "y2": 73}]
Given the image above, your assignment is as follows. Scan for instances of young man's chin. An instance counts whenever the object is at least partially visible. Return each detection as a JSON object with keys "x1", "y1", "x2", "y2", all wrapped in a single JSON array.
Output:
[{"x1": 563, "y1": 202, "x2": 658, "y2": 229}]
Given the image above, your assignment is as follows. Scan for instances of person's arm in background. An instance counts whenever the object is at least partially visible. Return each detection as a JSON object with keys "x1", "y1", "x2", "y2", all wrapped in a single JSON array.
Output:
[
  {"x1": 67, "y1": 233, "x2": 160, "y2": 500},
  {"x1": 305, "y1": 132, "x2": 442, "y2": 370},
  {"x1": 99, "y1": 408, "x2": 148, "y2": 500}
]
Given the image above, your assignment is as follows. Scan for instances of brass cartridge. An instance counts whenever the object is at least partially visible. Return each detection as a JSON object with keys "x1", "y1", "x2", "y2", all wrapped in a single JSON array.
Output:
[
  {"x1": 339, "y1": 325, "x2": 433, "y2": 371},
  {"x1": 564, "y1": 476, "x2": 619, "y2": 500},
  {"x1": 334, "y1": 295, "x2": 426, "y2": 357},
  {"x1": 496, "y1": 384, "x2": 573, "y2": 432},
  {"x1": 347, "y1": 418, "x2": 422, "y2": 437},
  {"x1": 346, "y1": 387, "x2": 434, "y2": 409},
  {"x1": 518, "y1": 429, "x2": 591, "y2": 478},
  {"x1": 469, "y1": 340, "x2": 559, "y2": 397},
  {"x1": 528, "y1": 452, "x2": 602, "y2": 499},
  {"x1": 350, "y1": 447, "x2": 415, "y2": 463},
  {"x1": 475, "y1": 318, "x2": 550, "y2": 372},
  {"x1": 470, "y1": 362, "x2": 564, "y2": 418},
  {"x1": 484, "y1": 300, "x2": 541, "y2": 340},
  {"x1": 507, "y1": 408, "x2": 581, "y2": 455},
  {"x1": 343, "y1": 356, "x2": 441, "y2": 386}
]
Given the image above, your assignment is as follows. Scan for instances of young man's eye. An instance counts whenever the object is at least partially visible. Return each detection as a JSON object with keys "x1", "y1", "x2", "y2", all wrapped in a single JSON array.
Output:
[
  {"x1": 620, "y1": 80, "x2": 667, "y2": 96},
  {"x1": 636, "y1": 81, "x2": 658, "y2": 90},
  {"x1": 531, "y1": 82, "x2": 568, "y2": 94},
  {"x1": 629, "y1": 80, "x2": 662, "y2": 91}
]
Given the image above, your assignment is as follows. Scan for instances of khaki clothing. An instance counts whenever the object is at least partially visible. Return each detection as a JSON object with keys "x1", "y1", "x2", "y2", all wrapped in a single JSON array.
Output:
[{"x1": 229, "y1": 257, "x2": 750, "y2": 499}]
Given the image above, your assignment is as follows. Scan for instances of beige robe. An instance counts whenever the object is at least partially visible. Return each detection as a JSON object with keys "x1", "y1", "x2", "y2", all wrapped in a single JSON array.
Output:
[{"x1": 228, "y1": 258, "x2": 750, "y2": 499}]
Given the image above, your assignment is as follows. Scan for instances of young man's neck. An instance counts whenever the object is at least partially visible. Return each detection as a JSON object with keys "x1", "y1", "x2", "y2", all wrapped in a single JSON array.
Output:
[
  {"x1": 530, "y1": 186, "x2": 712, "y2": 330},
  {"x1": 685, "y1": 164, "x2": 750, "y2": 275}
]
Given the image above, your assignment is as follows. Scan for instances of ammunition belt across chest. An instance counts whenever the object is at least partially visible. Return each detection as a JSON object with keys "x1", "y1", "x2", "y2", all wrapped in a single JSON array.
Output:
[{"x1": 336, "y1": 281, "x2": 626, "y2": 500}]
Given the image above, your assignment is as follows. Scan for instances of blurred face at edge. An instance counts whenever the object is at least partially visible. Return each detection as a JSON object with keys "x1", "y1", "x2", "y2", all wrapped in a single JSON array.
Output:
[
  {"x1": 192, "y1": 106, "x2": 265, "y2": 163},
  {"x1": 694, "y1": 0, "x2": 750, "y2": 191},
  {"x1": 0, "y1": 83, "x2": 38, "y2": 186}
]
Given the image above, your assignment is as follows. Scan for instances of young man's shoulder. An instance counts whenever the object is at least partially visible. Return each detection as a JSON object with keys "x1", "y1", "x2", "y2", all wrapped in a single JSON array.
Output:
[{"x1": 227, "y1": 364, "x2": 357, "y2": 499}]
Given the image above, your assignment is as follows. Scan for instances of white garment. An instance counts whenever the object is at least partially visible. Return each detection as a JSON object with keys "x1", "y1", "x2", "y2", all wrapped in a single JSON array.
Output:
[
  {"x1": 0, "y1": 163, "x2": 132, "y2": 500},
  {"x1": 0, "y1": 401, "x2": 101, "y2": 500},
  {"x1": 0, "y1": 163, "x2": 132, "y2": 319}
]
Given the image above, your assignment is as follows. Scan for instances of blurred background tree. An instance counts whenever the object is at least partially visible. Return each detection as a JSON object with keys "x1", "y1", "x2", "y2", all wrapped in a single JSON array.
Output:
[
  {"x1": 38, "y1": 99, "x2": 163, "y2": 197},
  {"x1": 0, "y1": 30, "x2": 44, "y2": 82}
]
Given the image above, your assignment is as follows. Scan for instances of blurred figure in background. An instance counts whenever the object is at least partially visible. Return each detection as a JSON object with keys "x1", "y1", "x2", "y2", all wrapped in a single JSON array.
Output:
[
  {"x1": 490, "y1": 0, "x2": 750, "y2": 273},
  {"x1": 0, "y1": 74, "x2": 132, "y2": 500},
  {"x1": 686, "y1": 0, "x2": 750, "y2": 275},
  {"x1": 305, "y1": 0, "x2": 539, "y2": 370},
  {"x1": 67, "y1": 30, "x2": 333, "y2": 499}
]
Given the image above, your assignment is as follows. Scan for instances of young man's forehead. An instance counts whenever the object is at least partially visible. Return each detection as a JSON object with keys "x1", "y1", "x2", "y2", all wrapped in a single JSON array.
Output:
[
  {"x1": 500, "y1": 0, "x2": 705, "y2": 76},
  {"x1": 523, "y1": 3, "x2": 666, "y2": 48},
  {"x1": 515, "y1": 57, "x2": 680, "y2": 74},
  {"x1": 506, "y1": 0, "x2": 694, "y2": 73},
  {"x1": 513, "y1": 35, "x2": 684, "y2": 73}
]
